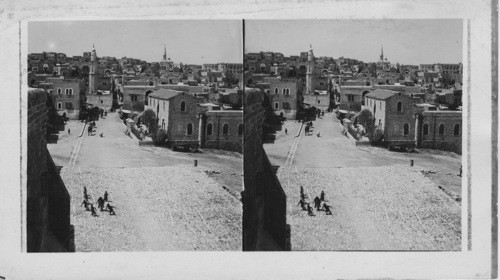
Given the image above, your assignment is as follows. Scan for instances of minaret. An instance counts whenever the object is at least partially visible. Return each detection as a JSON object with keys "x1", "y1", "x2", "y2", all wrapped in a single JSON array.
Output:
[
  {"x1": 89, "y1": 44, "x2": 97, "y2": 94},
  {"x1": 163, "y1": 44, "x2": 167, "y2": 61},
  {"x1": 306, "y1": 45, "x2": 314, "y2": 94},
  {"x1": 380, "y1": 45, "x2": 384, "y2": 61}
]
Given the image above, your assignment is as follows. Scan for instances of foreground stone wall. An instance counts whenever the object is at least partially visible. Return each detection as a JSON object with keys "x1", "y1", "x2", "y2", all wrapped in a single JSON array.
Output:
[
  {"x1": 27, "y1": 89, "x2": 74, "y2": 252},
  {"x1": 243, "y1": 89, "x2": 289, "y2": 251}
]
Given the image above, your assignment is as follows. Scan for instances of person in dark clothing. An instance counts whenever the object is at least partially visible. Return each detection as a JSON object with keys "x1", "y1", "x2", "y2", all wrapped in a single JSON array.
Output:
[
  {"x1": 90, "y1": 204, "x2": 98, "y2": 216},
  {"x1": 81, "y1": 200, "x2": 90, "y2": 211},
  {"x1": 460, "y1": 165, "x2": 462, "y2": 177},
  {"x1": 104, "y1": 191, "x2": 109, "y2": 202},
  {"x1": 320, "y1": 191, "x2": 325, "y2": 201},
  {"x1": 285, "y1": 128, "x2": 288, "y2": 134},
  {"x1": 297, "y1": 199, "x2": 307, "y2": 210},
  {"x1": 97, "y1": 197, "x2": 105, "y2": 211},
  {"x1": 313, "y1": 196, "x2": 321, "y2": 211},
  {"x1": 88, "y1": 125, "x2": 92, "y2": 136},
  {"x1": 68, "y1": 128, "x2": 71, "y2": 134},
  {"x1": 300, "y1": 186, "x2": 304, "y2": 196},
  {"x1": 307, "y1": 204, "x2": 315, "y2": 216},
  {"x1": 300, "y1": 193, "x2": 306, "y2": 201},
  {"x1": 83, "y1": 187, "x2": 88, "y2": 196},
  {"x1": 323, "y1": 204, "x2": 332, "y2": 215},
  {"x1": 106, "y1": 204, "x2": 116, "y2": 215}
]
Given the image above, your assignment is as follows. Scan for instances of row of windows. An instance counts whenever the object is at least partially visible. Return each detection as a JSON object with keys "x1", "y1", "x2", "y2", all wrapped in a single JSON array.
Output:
[
  {"x1": 423, "y1": 123, "x2": 460, "y2": 136},
  {"x1": 166, "y1": 122, "x2": 244, "y2": 136},
  {"x1": 56, "y1": 101, "x2": 75, "y2": 110},
  {"x1": 274, "y1": 102, "x2": 291, "y2": 110},
  {"x1": 206, "y1": 123, "x2": 243, "y2": 136},
  {"x1": 394, "y1": 123, "x2": 460, "y2": 136},
  {"x1": 57, "y1": 88, "x2": 74, "y2": 95},
  {"x1": 274, "y1": 88, "x2": 291, "y2": 95}
]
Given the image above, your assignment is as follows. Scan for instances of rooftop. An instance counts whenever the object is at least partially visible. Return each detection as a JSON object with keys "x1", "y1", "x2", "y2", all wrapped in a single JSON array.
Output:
[
  {"x1": 148, "y1": 89, "x2": 181, "y2": 100},
  {"x1": 365, "y1": 89, "x2": 399, "y2": 100}
]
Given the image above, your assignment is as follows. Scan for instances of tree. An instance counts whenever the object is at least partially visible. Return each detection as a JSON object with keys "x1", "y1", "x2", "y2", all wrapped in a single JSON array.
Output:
[
  {"x1": 356, "y1": 108, "x2": 374, "y2": 130},
  {"x1": 140, "y1": 109, "x2": 158, "y2": 135}
]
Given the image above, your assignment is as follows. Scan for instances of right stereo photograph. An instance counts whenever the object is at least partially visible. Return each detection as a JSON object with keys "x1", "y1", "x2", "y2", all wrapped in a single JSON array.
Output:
[{"x1": 243, "y1": 19, "x2": 463, "y2": 251}]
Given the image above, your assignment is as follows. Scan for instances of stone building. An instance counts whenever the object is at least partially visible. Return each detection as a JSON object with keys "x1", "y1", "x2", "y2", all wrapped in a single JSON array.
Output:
[
  {"x1": 416, "y1": 111, "x2": 462, "y2": 154},
  {"x1": 339, "y1": 86, "x2": 371, "y2": 111},
  {"x1": 242, "y1": 88, "x2": 289, "y2": 251},
  {"x1": 268, "y1": 78, "x2": 302, "y2": 119},
  {"x1": 46, "y1": 78, "x2": 86, "y2": 119},
  {"x1": 27, "y1": 88, "x2": 74, "y2": 252},
  {"x1": 122, "y1": 85, "x2": 156, "y2": 111},
  {"x1": 203, "y1": 110, "x2": 243, "y2": 152},
  {"x1": 365, "y1": 89, "x2": 421, "y2": 147}
]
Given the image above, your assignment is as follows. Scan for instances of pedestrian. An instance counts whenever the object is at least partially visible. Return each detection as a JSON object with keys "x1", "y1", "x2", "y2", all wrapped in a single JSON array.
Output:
[
  {"x1": 106, "y1": 204, "x2": 116, "y2": 215},
  {"x1": 68, "y1": 128, "x2": 71, "y2": 134},
  {"x1": 285, "y1": 128, "x2": 288, "y2": 134},
  {"x1": 307, "y1": 204, "x2": 315, "y2": 216},
  {"x1": 104, "y1": 191, "x2": 109, "y2": 202},
  {"x1": 81, "y1": 199, "x2": 89, "y2": 211},
  {"x1": 323, "y1": 203, "x2": 332, "y2": 215},
  {"x1": 459, "y1": 165, "x2": 462, "y2": 177},
  {"x1": 97, "y1": 197, "x2": 105, "y2": 211},
  {"x1": 83, "y1": 186, "x2": 88, "y2": 196},
  {"x1": 297, "y1": 199, "x2": 307, "y2": 211},
  {"x1": 300, "y1": 186, "x2": 304, "y2": 197},
  {"x1": 90, "y1": 204, "x2": 98, "y2": 216},
  {"x1": 320, "y1": 191, "x2": 325, "y2": 202},
  {"x1": 99, "y1": 132, "x2": 104, "y2": 137},
  {"x1": 105, "y1": 111, "x2": 107, "y2": 117},
  {"x1": 87, "y1": 125, "x2": 92, "y2": 136},
  {"x1": 316, "y1": 132, "x2": 320, "y2": 137},
  {"x1": 313, "y1": 196, "x2": 321, "y2": 211}
]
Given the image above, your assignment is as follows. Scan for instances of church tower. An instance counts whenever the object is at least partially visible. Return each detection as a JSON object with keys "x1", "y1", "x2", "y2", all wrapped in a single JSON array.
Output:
[
  {"x1": 89, "y1": 45, "x2": 97, "y2": 95},
  {"x1": 306, "y1": 46, "x2": 314, "y2": 94},
  {"x1": 163, "y1": 44, "x2": 167, "y2": 61}
]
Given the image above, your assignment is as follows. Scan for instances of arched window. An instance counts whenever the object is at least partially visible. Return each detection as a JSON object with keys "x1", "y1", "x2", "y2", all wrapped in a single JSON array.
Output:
[
  {"x1": 439, "y1": 124, "x2": 445, "y2": 135},
  {"x1": 238, "y1": 124, "x2": 243, "y2": 136},
  {"x1": 403, "y1": 123, "x2": 409, "y2": 135},
  {"x1": 180, "y1": 101, "x2": 186, "y2": 112},
  {"x1": 423, "y1": 124, "x2": 429, "y2": 135},
  {"x1": 57, "y1": 88, "x2": 62, "y2": 95},
  {"x1": 397, "y1": 101, "x2": 402, "y2": 112},
  {"x1": 282, "y1": 88, "x2": 286, "y2": 94},
  {"x1": 222, "y1": 123, "x2": 229, "y2": 135},
  {"x1": 187, "y1": 123, "x2": 193, "y2": 135},
  {"x1": 69, "y1": 88, "x2": 73, "y2": 95},
  {"x1": 206, "y1": 123, "x2": 213, "y2": 135},
  {"x1": 454, "y1": 124, "x2": 460, "y2": 135},
  {"x1": 274, "y1": 88, "x2": 278, "y2": 94}
]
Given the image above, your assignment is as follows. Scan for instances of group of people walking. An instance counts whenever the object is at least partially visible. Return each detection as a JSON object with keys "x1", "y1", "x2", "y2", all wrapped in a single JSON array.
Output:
[
  {"x1": 297, "y1": 186, "x2": 332, "y2": 216},
  {"x1": 81, "y1": 187, "x2": 116, "y2": 217}
]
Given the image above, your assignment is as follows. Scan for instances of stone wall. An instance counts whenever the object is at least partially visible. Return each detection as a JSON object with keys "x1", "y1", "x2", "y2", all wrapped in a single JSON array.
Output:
[
  {"x1": 242, "y1": 89, "x2": 289, "y2": 251},
  {"x1": 27, "y1": 89, "x2": 74, "y2": 252},
  {"x1": 205, "y1": 111, "x2": 243, "y2": 152},
  {"x1": 122, "y1": 87, "x2": 151, "y2": 112}
]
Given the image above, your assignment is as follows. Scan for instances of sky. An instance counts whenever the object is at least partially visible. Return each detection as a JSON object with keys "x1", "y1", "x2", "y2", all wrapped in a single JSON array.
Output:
[
  {"x1": 28, "y1": 20, "x2": 243, "y2": 64},
  {"x1": 245, "y1": 19, "x2": 463, "y2": 65},
  {"x1": 28, "y1": 19, "x2": 462, "y2": 66}
]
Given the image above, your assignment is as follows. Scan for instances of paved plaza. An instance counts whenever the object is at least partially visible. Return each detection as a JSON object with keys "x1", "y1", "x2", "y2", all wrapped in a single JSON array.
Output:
[{"x1": 264, "y1": 112, "x2": 462, "y2": 250}]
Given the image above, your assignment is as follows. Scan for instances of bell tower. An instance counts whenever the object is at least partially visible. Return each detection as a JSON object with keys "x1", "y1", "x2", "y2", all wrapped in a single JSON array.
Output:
[
  {"x1": 306, "y1": 45, "x2": 314, "y2": 94},
  {"x1": 89, "y1": 45, "x2": 97, "y2": 95}
]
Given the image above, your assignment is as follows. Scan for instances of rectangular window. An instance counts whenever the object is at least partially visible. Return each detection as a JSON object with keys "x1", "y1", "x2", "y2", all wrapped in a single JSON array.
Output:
[
  {"x1": 274, "y1": 102, "x2": 279, "y2": 110},
  {"x1": 57, "y1": 102, "x2": 62, "y2": 110}
]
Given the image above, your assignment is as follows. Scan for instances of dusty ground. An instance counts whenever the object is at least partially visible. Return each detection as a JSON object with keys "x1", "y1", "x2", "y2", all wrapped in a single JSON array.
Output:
[
  {"x1": 48, "y1": 112, "x2": 242, "y2": 251},
  {"x1": 264, "y1": 112, "x2": 462, "y2": 251}
]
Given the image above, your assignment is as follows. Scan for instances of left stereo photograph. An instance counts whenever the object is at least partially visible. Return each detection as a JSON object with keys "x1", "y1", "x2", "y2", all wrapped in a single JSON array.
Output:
[{"x1": 23, "y1": 20, "x2": 244, "y2": 252}]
